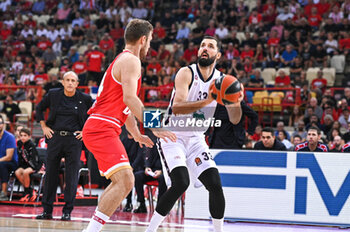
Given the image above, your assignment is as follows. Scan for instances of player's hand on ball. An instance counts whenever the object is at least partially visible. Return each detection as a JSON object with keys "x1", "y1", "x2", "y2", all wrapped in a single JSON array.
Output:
[
  {"x1": 133, "y1": 134, "x2": 154, "y2": 148},
  {"x1": 151, "y1": 128, "x2": 177, "y2": 143}
]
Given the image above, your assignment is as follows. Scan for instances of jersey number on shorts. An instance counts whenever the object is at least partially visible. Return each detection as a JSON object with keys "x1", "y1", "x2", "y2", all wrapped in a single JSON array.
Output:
[{"x1": 201, "y1": 152, "x2": 212, "y2": 161}]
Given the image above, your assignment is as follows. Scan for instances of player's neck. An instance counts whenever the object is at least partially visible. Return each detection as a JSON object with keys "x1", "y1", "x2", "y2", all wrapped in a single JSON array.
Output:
[
  {"x1": 308, "y1": 142, "x2": 317, "y2": 151},
  {"x1": 123, "y1": 46, "x2": 140, "y2": 58},
  {"x1": 197, "y1": 64, "x2": 214, "y2": 81}
]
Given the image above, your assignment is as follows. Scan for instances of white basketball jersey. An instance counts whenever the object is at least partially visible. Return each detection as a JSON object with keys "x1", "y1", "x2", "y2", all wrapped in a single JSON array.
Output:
[{"x1": 164, "y1": 63, "x2": 221, "y2": 137}]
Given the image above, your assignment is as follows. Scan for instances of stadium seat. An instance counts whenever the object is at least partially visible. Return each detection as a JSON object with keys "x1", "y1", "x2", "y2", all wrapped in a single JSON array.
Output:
[
  {"x1": 145, "y1": 180, "x2": 158, "y2": 212},
  {"x1": 236, "y1": 32, "x2": 246, "y2": 44},
  {"x1": 330, "y1": 55, "x2": 345, "y2": 73},
  {"x1": 252, "y1": 91, "x2": 268, "y2": 111},
  {"x1": 306, "y1": 67, "x2": 321, "y2": 83},
  {"x1": 165, "y1": 44, "x2": 174, "y2": 53},
  {"x1": 269, "y1": 92, "x2": 284, "y2": 111},
  {"x1": 261, "y1": 68, "x2": 276, "y2": 83},
  {"x1": 17, "y1": 101, "x2": 33, "y2": 122},
  {"x1": 78, "y1": 45, "x2": 88, "y2": 55},
  {"x1": 322, "y1": 68, "x2": 336, "y2": 86}
]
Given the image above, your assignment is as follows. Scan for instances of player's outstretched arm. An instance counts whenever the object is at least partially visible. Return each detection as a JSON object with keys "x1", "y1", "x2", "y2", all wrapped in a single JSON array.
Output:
[
  {"x1": 225, "y1": 83, "x2": 244, "y2": 125},
  {"x1": 125, "y1": 113, "x2": 154, "y2": 148},
  {"x1": 172, "y1": 67, "x2": 214, "y2": 115}
]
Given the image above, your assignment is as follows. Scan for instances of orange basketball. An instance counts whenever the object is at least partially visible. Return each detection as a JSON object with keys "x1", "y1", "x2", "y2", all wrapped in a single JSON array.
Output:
[{"x1": 210, "y1": 74, "x2": 241, "y2": 105}]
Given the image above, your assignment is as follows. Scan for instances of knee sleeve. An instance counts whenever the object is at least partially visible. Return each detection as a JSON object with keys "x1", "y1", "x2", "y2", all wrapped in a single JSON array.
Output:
[
  {"x1": 170, "y1": 167, "x2": 190, "y2": 194},
  {"x1": 199, "y1": 168, "x2": 225, "y2": 219},
  {"x1": 155, "y1": 166, "x2": 189, "y2": 216}
]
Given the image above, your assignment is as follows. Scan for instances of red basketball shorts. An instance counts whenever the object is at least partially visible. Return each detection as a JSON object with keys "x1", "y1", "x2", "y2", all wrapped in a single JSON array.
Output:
[{"x1": 82, "y1": 117, "x2": 131, "y2": 179}]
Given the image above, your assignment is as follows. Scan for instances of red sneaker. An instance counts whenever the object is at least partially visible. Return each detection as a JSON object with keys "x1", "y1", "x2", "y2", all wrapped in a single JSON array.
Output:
[
  {"x1": 76, "y1": 185, "x2": 84, "y2": 197},
  {"x1": 20, "y1": 194, "x2": 30, "y2": 202},
  {"x1": 30, "y1": 190, "x2": 37, "y2": 201}
]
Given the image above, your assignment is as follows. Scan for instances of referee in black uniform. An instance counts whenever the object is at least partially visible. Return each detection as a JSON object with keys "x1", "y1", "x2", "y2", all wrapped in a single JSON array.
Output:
[{"x1": 35, "y1": 71, "x2": 93, "y2": 221}]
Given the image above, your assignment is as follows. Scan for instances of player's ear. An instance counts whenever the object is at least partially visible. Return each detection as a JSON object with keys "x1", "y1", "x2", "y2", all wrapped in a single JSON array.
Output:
[
  {"x1": 216, "y1": 51, "x2": 221, "y2": 60},
  {"x1": 140, "y1": 35, "x2": 147, "y2": 45}
]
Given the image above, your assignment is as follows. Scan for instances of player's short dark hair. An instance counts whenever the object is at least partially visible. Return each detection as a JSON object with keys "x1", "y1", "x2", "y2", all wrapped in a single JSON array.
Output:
[
  {"x1": 202, "y1": 36, "x2": 222, "y2": 51},
  {"x1": 20, "y1": 127, "x2": 31, "y2": 136},
  {"x1": 124, "y1": 19, "x2": 153, "y2": 44},
  {"x1": 262, "y1": 127, "x2": 274, "y2": 136},
  {"x1": 308, "y1": 126, "x2": 321, "y2": 135}
]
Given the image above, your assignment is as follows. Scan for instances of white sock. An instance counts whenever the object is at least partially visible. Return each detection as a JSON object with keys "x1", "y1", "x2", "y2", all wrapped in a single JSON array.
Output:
[
  {"x1": 212, "y1": 218, "x2": 224, "y2": 232},
  {"x1": 146, "y1": 211, "x2": 166, "y2": 232},
  {"x1": 84, "y1": 209, "x2": 109, "y2": 232}
]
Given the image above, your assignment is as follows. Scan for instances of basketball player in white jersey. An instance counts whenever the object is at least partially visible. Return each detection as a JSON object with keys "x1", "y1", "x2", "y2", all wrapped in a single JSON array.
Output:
[{"x1": 146, "y1": 36, "x2": 244, "y2": 232}]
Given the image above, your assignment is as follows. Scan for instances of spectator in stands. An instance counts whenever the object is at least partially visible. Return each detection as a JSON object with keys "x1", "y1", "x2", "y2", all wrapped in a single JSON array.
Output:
[
  {"x1": 330, "y1": 135, "x2": 343, "y2": 152},
  {"x1": 240, "y1": 44, "x2": 254, "y2": 61},
  {"x1": 339, "y1": 31, "x2": 350, "y2": 56},
  {"x1": 0, "y1": 115, "x2": 18, "y2": 201},
  {"x1": 247, "y1": 69, "x2": 264, "y2": 88},
  {"x1": 266, "y1": 45, "x2": 281, "y2": 68},
  {"x1": 133, "y1": 143, "x2": 166, "y2": 214},
  {"x1": 85, "y1": 45, "x2": 105, "y2": 85},
  {"x1": 99, "y1": 33, "x2": 115, "y2": 64},
  {"x1": 295, "y1": 126, "x2": 329, "y2": 152},
  {"x1": 305, "y1": 97, "x2": 323, "y2": 119},
  {"x1": 320, "y1": 114, "x2": 334, "y2": 136},
  {"x1": 275, "y1": 69, "x2": 291, "y2": 87},
  {"x1": 308, "y1": 7, "x2": 323, "y2": 30},
  {"x1": 311, "y1": 70, "x2": 327, "y2": 93},
  {"x1": 277, "y1": 5, "x2": 294, "y2": 21},
  {"x1": 275, "y1": 121, "x2": 291, "y2": 140},
  {"x1": 132, "y1": 1, "x2": 148, "y2": 19},
  {"x1": 339, "y1": 108, "x2": 350, "y2": 129},
  {"x1": 15, "y1": 127, "x2": 42, "y2": 202},
  {"x1": 34, "y1": 66, "x2": 49, "y2": 86},
  {"x1": 251, "y1": 124, "x2": 262, "y2": 142},
  {"x1": 254, "y1": 127, "x2": 287, "y2": 151},
  {"x1": 290, "y1": 56, "x2": 303, "y2": 79},
  {"x1": 289, "y1": 106, "x2": 304, "y2": 128},
  {"x1": 324, "y1": 32, "x2": 338, "y2": 56},
  {"x1": 176, "y1": 21, "x2": 190, "y2": 42},
  {"x1": 215, "y1": 23, "x2": 229, "y2": 40},
  {"x1": 292, "y1": 134, "x2": 303, "y2": 149},
  {"x1": 253, "y1": 44, "x2": 266, "y2": 68},
  {"x1": 182, "y1": 42, "x2": 198, "y2": 64},
  {"x1": 2, "y1": 95, "x2": 21, "y2": 123},
  {"x1": 278, "y1": 130, "x2": 293, "y2": 150},
  {"x1": 311, "y1": 44, "x2": 328, "y2": 68},
  {"x1": 329, "y1": 5, "x2": 344, "y2": 24},
  {"x1": 204, "y1": 19, "x2": 216, "y2": 37},
  {"x1": 43, "y1": 74, "x2": 63, "y2": 95},
  {"x1": 14, "y1": 124, "x2": 24, "y2": 143},
  {"x1": 72, "y1": 55, "x2": 87, "y2": 85},
  {"x1": 281, "y1": 44, "x2": 298, "y2": 67}
]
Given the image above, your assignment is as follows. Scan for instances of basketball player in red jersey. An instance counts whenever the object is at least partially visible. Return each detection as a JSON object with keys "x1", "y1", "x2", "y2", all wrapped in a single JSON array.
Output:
[{"x1": 82, "y1": 19, "x2": 176, "y2": 232}]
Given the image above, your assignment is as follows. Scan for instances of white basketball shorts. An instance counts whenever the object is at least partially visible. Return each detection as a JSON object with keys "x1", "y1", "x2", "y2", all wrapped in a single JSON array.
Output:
[{"x1": 157, "y1": 135, "x2": 217, "y2": 187}]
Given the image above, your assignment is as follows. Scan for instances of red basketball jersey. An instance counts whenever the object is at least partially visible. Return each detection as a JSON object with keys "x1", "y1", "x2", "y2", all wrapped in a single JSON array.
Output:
[{"x1": 87, "y1": 51, "x2": 141, "y2": 129}]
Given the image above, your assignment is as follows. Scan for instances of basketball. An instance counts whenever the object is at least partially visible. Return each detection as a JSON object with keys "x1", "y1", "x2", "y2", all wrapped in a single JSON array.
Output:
[{"x1": 210, "y1": 74, "x2": 242, "y2": 105}]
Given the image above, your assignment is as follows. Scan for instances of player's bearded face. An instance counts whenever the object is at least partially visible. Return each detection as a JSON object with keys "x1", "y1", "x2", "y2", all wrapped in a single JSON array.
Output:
[{"x1": 198, "y1": 51, "x2": 216, "y2": 67}]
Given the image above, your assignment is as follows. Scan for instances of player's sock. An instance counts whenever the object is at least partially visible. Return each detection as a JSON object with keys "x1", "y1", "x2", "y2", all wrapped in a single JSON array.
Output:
[
  {"x1": 146, "y1": 211, "x2": 166, "y2": 232},
  {"x1": 212, "y1": 218, "x2": 224, "y2": 232},
  {"x1": 85, "y1": 209, "x2": 109, "y2": 232}
]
